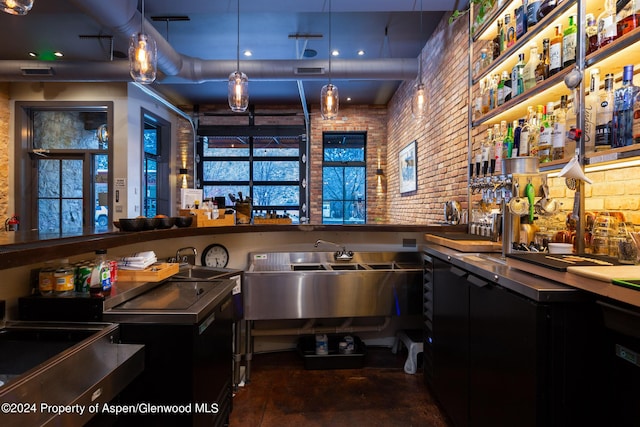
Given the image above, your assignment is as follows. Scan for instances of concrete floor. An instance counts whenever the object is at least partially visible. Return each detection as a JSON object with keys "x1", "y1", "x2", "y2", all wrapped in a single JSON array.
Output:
[{"x1": 229, "y1": 346, "x2": 451, "y2": 427}]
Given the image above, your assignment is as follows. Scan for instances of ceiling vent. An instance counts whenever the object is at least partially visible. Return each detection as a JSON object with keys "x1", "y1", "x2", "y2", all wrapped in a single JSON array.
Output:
[
  {"x1": 21, "y1": 67, "x2": 54, "y2": 76},
  {"x1": 295, "y1": 67, "x2": 324, "y2": 75}
]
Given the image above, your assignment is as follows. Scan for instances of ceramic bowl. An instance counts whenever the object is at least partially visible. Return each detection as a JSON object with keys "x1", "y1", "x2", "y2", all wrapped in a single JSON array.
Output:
[
  {"x1": 548, "y1": 243, "x2": 573, "y2": 254},
  {"x1": 118, "y1": 218, "x2": 146, "y2": 232},
  {"x1": 173, "y1": 216, "x2": 193, "y2": 228}
]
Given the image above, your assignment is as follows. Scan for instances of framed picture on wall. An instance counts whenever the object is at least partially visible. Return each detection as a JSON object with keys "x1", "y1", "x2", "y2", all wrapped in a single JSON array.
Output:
[{"x1": 399, "y1": 140, "x2": 417, "y2": 194}]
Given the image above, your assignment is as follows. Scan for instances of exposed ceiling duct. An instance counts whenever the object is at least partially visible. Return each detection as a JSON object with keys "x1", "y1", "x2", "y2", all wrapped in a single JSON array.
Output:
[{"x1": 54, "y1": 0, "x2": 419, "y2": 85}]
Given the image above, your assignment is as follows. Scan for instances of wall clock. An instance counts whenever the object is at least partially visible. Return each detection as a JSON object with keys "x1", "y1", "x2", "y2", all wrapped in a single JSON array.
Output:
[{"x1": 201, "y1": 243, "x2": 229, "y2": 268}]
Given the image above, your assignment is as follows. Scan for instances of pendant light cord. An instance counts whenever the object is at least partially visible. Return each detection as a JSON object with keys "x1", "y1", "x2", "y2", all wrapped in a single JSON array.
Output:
[
  {"x1": 418, "y1": 0, "x2": 423, "y2": 85},
  {"x1": 237, "y1": 0, "x2": 240, "y2": 72},
  {"x1": 328, "y1": 0, "x2": 332, "y2": 84},
  {"x1": 140, "y1": 0, "x2": 144, "y2": 34}
]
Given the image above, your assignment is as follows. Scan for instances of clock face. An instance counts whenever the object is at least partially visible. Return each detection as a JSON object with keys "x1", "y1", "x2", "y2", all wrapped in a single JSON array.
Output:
[{"x1": 201, "y1": 244, "x2": 229, "y2": 268}]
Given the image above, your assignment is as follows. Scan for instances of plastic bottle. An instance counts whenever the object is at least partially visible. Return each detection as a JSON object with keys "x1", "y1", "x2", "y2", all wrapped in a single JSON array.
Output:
[
  {"x1": 212, "y1": 200, "x2": 220, "y2": 219},
  {"x1": 91, "y1": 249, "x2": 112, "y2": 297}
]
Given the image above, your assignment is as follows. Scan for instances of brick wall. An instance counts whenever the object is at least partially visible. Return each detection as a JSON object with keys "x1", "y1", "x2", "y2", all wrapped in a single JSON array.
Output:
[{"x1": 386, "y1": 15, "x2": 471, "y2": 224}]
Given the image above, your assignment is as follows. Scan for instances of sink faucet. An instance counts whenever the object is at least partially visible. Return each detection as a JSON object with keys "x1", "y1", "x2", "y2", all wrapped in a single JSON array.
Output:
[
  {"x1": 175, "y1": 246, "x2": 198, "y2": 265},
  {"x1": 314, "y1": 239, "x2": 354, "y2": 261}
]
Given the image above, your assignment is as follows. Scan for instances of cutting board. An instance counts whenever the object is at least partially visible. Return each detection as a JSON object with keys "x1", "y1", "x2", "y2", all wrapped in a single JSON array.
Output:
[
  {"x1": 567, "y1": 265, "x2": 640, "y2": 282},
  {"x1": 425, "y1": 233, "x2": 501, "y2": 252},
  {"x1": 117, "y1": 263, "x2": 179, "y2": 282}
]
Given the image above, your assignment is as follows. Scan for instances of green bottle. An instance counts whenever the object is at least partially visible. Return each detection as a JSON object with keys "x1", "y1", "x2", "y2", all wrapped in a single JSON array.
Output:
[
  {"x1": 563, "y1": 14, "x2": 577, "y2": 68},
  {"x1": 503, "y1": 122, "x2": 514, "y2": 159}
]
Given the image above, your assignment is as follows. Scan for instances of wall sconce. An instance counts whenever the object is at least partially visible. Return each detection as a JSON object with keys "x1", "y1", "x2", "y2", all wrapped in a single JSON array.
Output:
[
  {"x1": 129, "y1": 0, "x2": 157, "y2": 84},
  {"x1": 376, "y1": 168, "x2": 384, "y2": 176},
  {"x1": 179, "y1": 168, "x2": 188, "y2": 188},
  {"x1": 1, "y1": 0, "x2": 34, "y2": 15}
]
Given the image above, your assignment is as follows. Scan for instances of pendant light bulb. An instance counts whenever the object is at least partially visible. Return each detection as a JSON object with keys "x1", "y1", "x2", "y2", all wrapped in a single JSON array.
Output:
[
  {"x1": 412, "y1": 82, "x2": 426, "y2": 119},
  {"x1": 128, "y1": 0, "x2": 157, "y2": 84},
  {"x1": 321, "y1": 0, "x2": 339, "y2": 120},
  {"x1": 228, "y1": 71, "x2": 249, "y2": 112},
  {"x1": 412, "y1": 0, "x2": 427, "y2": 120},
  {"x1": 1, "y1": 0, "x2": 33, "y2": 15},
  {"x1": 229, "y1": 0, "x2": 249, "y2": 112},
  {"x1": 321, "y1": 83, "x2": 339, "y2": 120}
]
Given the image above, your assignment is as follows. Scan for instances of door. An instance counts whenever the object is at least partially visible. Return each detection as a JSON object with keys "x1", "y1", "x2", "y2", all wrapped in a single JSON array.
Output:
[{"x1": 432, "y1": 258, "x2": 470, "y2": 427}]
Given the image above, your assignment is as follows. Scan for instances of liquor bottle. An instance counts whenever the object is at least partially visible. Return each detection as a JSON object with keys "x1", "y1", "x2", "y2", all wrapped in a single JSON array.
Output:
[
  {"x1": 474, "y1": 48, "x2": 490, "y2": 76},
  {"x1": 503, "y1": 122, "x2": 514, "y2": 159},
  {"x1": 481, "y1": 77, "x2": 490, "y2": 114},
  {"x1": 514, "y1": 119, "x2": 523, "y2": 157},
  {"x1": 493, "y1": 19, "x2": 503, "y2": 60},
  {"x1": 538, "y1": 38, "x2": 550, "y2": 82},
  {"x1": 632, "y1": 80, "x2": 640, "y2": 145},
  {"x1": 529, "y1": 105, "x2": 543, "y2": 158},
  {"x1": 519, "y1": 107, "x2": 534, "y2": 156},
  {"x1": 511, "y1": 53, "x2": 526, "y2": 98},
  {"x1": 538, "y1": 104, "x2": 554, "y2": 163},
  {"x1": 499, "y1": 17, "x2": 506, "y2": 54},
  {"x1": 596, "y1": 73, "x2": 614, "y2": 147},
  {"x1": 613, "y1": 65, "x2": 639, "y2": 147},
  {"x1": 585, "y1": 68, "x2": 600, "y2": 151},
  {"x1": 527, "y1": 0, "x2": 541, "y2": 28},
  {"x1": 534, "y1": 53, "x2": 545, "y2": 84},
  {"x1": 493, "y1": 123, "x2": 503, "y2": 174},
  {"x1": 515, "y1": 3, "x2": 527, "y2": 39},
  {"x1": 522, "y1": 43, "x2": 539, "y2": 91},
  {"x1": 552, "y1": 97, "x2": 567, "y2": 160},
  {"x1": 481, "y1": 128, "x2": 493, "y2": 175},
  {"x1": 586, "y1": 13, "x2": 598, "y2": 55},
  {"x1": 505, "y1": 13, "x2": 516, "y2": 48},
  {"x1": 598, "y1": 0, "x2": 618, "y2": 49},
  {"x1": 536, "y1": 0, "x2": 558, "y2": 22},
  {"x1": 617, "y1": 0, "x2": 639, "y2": 37},
  {"x1": 549, "y1": 25, "x2": 563, "y2": 76},
  {"x1": 473, "y1": 82, "x2": 483, "y2": 121},
  {"x1": 504, "y1": 70, "x2": 512, "y2": 103},
  {"x1": 563, "y1": 15, "x2": 577, "y2": 68},
  {"x1": 497, "y1": 71, "x2": 506, "y2": 106},
  {"x1": 489, "y1": 74, "x2": 498, "y2": 110}
]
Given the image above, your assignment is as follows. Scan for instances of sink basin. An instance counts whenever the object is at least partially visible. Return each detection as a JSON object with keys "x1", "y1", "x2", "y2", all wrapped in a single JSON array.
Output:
[
  {"x1": 244, "y1": 251, "x2": 423, "y2": 320},
  {"x1": 329, "y1": 263, "x2": 367, "y2": 270},
  {"x1": 291, "y1": 264, "x2": 327, "y2": 271},
  {"x1": 174, "y1": 265, "x2": 237, "y2": 280},
  {"x1": 0, "y1": 321, "x2": 144, "y2": 427}
]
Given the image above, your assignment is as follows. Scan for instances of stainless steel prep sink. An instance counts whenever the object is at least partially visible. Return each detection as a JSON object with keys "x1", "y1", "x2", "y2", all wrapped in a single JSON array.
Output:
[{"x1": 244, "y1": 251, "x2": 422, "y2": 320}]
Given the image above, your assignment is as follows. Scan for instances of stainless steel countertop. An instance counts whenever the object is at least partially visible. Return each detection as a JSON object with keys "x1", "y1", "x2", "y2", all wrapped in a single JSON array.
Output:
[
  {"x1": 424, "y1": 243, "x2": 640, "y2": 308},
  {"x1": 423, "y1": 244, "x2": 587, "y2": 303}
]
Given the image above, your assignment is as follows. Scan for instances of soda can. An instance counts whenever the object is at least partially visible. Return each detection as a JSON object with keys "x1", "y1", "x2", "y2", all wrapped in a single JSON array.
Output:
[{"x1": 75, "y1": 263, "x2": 93, "y2": 294}]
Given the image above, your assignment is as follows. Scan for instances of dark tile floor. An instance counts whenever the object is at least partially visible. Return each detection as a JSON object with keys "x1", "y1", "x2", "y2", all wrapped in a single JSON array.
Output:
[{"x1": 229, "y1": 346, "x2": 451, "y2": 427}]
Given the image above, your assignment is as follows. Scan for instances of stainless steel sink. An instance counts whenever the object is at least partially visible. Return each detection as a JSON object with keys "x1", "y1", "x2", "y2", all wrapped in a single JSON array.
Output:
[
  {"x1": 0, "y1": 321, "x2": 144, "y2": 427},
  {"x1": 173, "y1": 264, "x2": 238, "y2": 280},
  {"x1": 244, "y1": 251, "x2": 422, "y2": 320}
]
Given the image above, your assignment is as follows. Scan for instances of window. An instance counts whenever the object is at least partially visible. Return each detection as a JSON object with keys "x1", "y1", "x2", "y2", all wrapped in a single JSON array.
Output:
[
  {"x1": 322, "y1": 132, "x2": 367, "y2": 224},
  {"x1": 198, "y1": 127, "x2": 306, "y2": 223},
  {"x1": 141, "y1": 111, "x2": 171, "y2": 217},
  {"x1": 14, "y1": 103, "x2": 113, "y2": 234}
]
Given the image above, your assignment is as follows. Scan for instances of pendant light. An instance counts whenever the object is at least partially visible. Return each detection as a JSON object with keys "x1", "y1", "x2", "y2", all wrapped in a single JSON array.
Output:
[
  {"x1": 228, "y1": 0, "x2": 249, "y2": 112},
  {"x1": 128, "y1": 0, "x2": 157, "y2": 84},
  {"x1": 411, "y1": 0, "x2": 426, "y2": 120},
  {"x1": 1, "y1": 0, "x2": 33, "y2": 15},
  {"x1": 320, "y1": 0, "x2": 339, "y2": 120}
]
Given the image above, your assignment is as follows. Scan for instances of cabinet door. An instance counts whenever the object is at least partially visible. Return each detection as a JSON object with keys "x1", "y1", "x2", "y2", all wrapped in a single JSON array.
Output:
[
  {"x1": 433, "y1": 258, "x2": 470, "y2": 427},
  {"x1": 468, "y1": 282, "x2": 550, "y2": 427}
]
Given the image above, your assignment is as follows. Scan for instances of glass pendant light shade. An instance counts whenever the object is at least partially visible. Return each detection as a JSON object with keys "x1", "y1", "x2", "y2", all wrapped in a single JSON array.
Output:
[
  {"x1": 321, "y1": 83, "x2": 339, "y2": 120},
  {"x1": 1, "y1": 0, "x2": 34, "y2": 15},
  {"x1": 411, "y1": 82, "x2": 427, "y2": 119},
  {"x1": 228, "y1": 71, "x2": 249, "y2": 112},
  {"x1": 129, "y1": 32, "x2": 157, "y2": 84}
]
